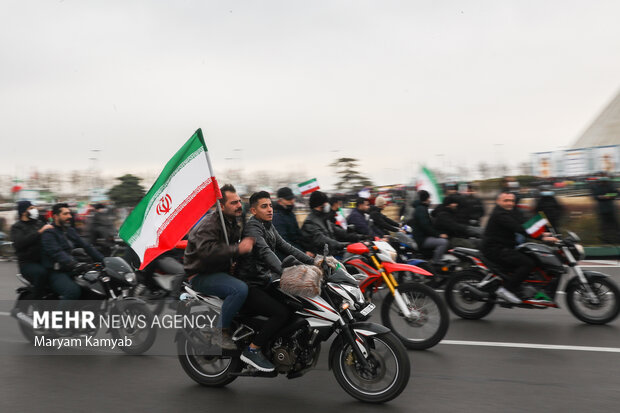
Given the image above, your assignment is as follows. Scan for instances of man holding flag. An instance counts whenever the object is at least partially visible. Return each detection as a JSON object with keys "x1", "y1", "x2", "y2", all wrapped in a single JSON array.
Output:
[
  {"x1": 119, "y1": 129, "x2": 252, "y2": 350},
  {"x1": 481, "y1": 191, "x2": 558, "y2": 304}
]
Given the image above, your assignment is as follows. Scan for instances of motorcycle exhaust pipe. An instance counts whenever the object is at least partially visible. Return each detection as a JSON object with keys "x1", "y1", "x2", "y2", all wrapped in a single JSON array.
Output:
[
  {"x1": 462, "y1": 284, "x2": 490, "y2": 300},
  {"x1": 14, "y1": 311, "x2": 34, "y2": 327}
]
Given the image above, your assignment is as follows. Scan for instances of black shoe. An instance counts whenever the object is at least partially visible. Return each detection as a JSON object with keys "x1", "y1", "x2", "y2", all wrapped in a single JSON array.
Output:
[{"x1": 240, "y1": 347, "x2": 275, "y2": 372}]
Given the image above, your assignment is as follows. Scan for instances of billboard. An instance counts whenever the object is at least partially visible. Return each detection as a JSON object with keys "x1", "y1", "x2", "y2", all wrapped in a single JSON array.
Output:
[{"x1": 592, "y1": 145, "x2": 619, "y2": 174}]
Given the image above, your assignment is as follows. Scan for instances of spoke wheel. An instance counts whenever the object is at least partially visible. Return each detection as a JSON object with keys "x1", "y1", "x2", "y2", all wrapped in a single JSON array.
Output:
[{"x1": 381, "y1": 283, "x2": 449, "y2": 350}]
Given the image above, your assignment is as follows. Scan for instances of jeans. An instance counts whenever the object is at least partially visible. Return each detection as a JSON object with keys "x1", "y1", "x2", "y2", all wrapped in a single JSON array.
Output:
[
  {"x1": 19, "y1": 262, "x2": 49, "y2": 300},
  {"x1": 422, "y1": 237, "x2": 449, "y2": 263},
  {"x1": 190, "y1": 272, "x2": 248, "y2": 328}
]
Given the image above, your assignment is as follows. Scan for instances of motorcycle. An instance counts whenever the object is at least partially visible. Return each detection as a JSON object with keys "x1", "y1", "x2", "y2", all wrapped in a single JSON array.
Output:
[
  {"x1": 387, "y1": 231, "x2": 463, "y2": 288},
  {"x1": 343, "y1": 240, "x2": 450, "y2": 350},
  {"x1": 175, "y1": 251, "x2": 411, "y2": 403},
  {"x1": 13, "y1": 256, "x2": 157, "y2": 354},
  {"x1": 445, "y1": 231, "x2": 620, "y2": 324},
  {"x1": 0, "y1": 231, "x2": 15, "y2": 261},
  {"x1": 112, "y1": 238, "x2": 187, "y2": 314}
]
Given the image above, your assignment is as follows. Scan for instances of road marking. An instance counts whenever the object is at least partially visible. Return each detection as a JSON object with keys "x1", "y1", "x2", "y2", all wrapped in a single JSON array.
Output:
[
  {"x1": 0, "y1": 312, "x2": 10, "y2": 316},
  {"x1": 441, "y1": 340, "x2": 620, "y2": 353}
]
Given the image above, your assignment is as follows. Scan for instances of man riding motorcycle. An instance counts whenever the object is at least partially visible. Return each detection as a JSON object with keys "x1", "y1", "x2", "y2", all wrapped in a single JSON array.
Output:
[{"x1": 481, "y1": 191, "x2": 558, "y2": 304}]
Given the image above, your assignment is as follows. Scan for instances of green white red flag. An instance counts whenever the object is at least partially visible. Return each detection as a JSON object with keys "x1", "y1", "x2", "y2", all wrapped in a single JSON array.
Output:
[
  {"x1": 119, "y1": 129, "x2": 221, "y2": 269},
  {"x1": 523, "y1": 213, "x2": 549, "y2": 238},
  {"x1": 416, "y1": 166, "x2": 443, "y2": 204},
  {"x1": 335, "y1": 207, "x2": 348, "y2": 229},
  {"x1": 298, "y1": 178, "x2": 320, "y2": 195}
]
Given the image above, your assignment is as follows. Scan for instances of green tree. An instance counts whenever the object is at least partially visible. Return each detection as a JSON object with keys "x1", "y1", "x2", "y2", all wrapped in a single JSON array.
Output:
[
  {"x1": 330, "y1": 157, "x2": 373, "y2": 191},
  {"x1": 108, "y1": 174, "x2": 146, "y2": 208}
]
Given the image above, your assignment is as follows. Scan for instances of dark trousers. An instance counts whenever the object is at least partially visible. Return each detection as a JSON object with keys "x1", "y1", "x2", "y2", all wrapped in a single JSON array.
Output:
[
  {"x1": 493, "y1": 249, "x2": 536, "y2": 293},
  {"x1": 242, "y1": 286, "x2": 290, "y2": 347},
  {"x1": 49, "y1": 271, "x2": 82, "y2": 300},
  {"x1": 598, "y1": 211, "x2": 620, "y2": 243},
  {"x1": 19, "y1": 262, "x2": 49, "y2": 300}
]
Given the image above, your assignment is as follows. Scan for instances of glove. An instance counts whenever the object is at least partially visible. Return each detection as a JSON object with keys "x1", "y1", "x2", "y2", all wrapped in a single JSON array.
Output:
[{"x1": 72, "y1": 262, "x2": 91, "y2": 275}]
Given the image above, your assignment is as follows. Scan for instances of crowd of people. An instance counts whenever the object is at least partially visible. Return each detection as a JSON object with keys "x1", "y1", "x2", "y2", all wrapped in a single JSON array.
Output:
[{"x1": 7, "y1": 174, "x2": 619, "y2": 371}]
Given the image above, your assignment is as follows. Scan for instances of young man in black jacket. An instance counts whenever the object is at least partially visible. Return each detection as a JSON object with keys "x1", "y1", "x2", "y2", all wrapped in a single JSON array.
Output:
[
  {"x1": 411, "y1": 190, "x2": 449, "y2": 266},
  {"x1": 272, "y1": 187, "x2": 305, "y2": 254},
  {"x1": 41, "y1": 203, "x2": 104, "y2": 301},
  {"x1": 237, "y1": 191, "x2": 315, "y2": 372},
  {"x1": 11, "y1": 201, "x2": 54, "y2": 299}
]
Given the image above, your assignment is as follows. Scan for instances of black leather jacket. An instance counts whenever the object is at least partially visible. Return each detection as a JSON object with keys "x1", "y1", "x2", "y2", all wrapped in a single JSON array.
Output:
[
  {"x1": 300, "y1": 210, "x2": 349, "y2": 255},
  {"x1": 238, "y1": 216, "x2": 314, "y2": 285}
]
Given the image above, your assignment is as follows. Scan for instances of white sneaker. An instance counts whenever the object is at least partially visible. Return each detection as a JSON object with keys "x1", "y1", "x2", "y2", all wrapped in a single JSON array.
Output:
[{"x1": 496, "y1": 287, "x2": 521, "y2": 304}]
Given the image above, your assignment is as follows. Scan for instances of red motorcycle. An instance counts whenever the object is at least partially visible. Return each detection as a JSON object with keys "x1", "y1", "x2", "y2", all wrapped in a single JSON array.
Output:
[{"x1": 343, "y1": 240, "x2": 449, "y2": 350}]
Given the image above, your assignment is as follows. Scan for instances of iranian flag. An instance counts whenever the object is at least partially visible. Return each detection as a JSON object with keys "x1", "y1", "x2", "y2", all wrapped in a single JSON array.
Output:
[
  {"x1": 119, "y1": 129, "x2": 221, "y2": 269},
  {"x1": 416, "y1": 166, "x2": 443, "y2": 204},
  {"x1": 298, "y1": 178, "x2": 320, "y2": 195},
  {"x1": 335, "y1": 208, "x2": 348, "y2": 230},
  {"x1": 523, "y1": 213, "x2": 549, "y2": 238}
]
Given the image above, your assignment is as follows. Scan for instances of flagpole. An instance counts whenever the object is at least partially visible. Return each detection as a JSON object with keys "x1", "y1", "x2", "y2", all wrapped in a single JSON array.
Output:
[{"x1": 203, "y1": 148, "x2": 229, "y2": 245}]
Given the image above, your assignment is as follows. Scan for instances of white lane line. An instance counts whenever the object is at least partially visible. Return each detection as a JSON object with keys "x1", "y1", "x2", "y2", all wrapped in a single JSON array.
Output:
[{"x1": 441, "y1": 340, "x2": 620, "y2": 353}]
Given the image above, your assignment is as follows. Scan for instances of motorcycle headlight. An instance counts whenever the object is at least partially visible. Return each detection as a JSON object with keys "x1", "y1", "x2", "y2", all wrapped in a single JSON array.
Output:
[
  {"x1": 574, "y1": 244, "x2": 585, "y2": 261},
  {"x1": 341, "y1": 284, "x2": 365, "y2": 305},
  {"x1": 124, "y1": 271, "x2": 137, "y2": 285}
]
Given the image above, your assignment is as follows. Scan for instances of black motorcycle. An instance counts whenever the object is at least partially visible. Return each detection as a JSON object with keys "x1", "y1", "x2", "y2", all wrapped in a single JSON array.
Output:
[
  {"x1": 176, "y1": 255, "x2": 411, "y2": 403},
  {"x1": 13, "y1": 256, "x2": 157, "y2": 354},
  {"x1": 445, "y1": 232, "x2": 620, "y2": 324}
]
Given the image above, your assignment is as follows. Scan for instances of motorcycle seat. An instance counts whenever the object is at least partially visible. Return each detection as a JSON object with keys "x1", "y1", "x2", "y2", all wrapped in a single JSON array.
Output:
[{"x1": 451, "y1": 247, "x2": 481, "y2": 258}]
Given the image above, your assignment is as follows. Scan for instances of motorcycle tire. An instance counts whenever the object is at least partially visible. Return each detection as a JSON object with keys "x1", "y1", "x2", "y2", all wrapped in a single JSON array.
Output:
[
  {"x1": 381, "y1": 283, "x2": 449, "y2": 350},
  {"x1": 330, "y1": 331, "x2": 409, "y2": 403},
  {"x1": 177, "y1": 334, "x2": 241, "y2": 387},
  {"x1": 565, "y1": 275, "x2": 620, "y2": 325},
  {"x1": 109, "y1": 301, "x2": 157, "y2": 355},
  {"x1": 444, "y1": 270, "x2": 495, "y2": 320}
]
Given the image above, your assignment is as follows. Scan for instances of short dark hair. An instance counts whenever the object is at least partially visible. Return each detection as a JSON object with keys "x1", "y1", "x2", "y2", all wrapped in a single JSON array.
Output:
[
  {"x1": 329, "y1": 195, "x2": 342, "y2": 205},
  {"x1": 52, "y1": 202, "x2": 70, "y2": 216},
  {"x1": 417, "y1": 190, "x2": 430, "y2": 202},
  {"x1": 219, "y1": 184, "x2": 236, "y2": 204},
  {"x1": 356, "y1": 198, "x2": 369, "y2": 208},
  {"x1": 249, "y1": 191, "x2": 271, "y2": 208}
]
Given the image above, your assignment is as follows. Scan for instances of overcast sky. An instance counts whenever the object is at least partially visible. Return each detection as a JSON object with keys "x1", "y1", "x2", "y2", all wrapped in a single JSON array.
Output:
[{"x1": 2, "y1": 0, "x2": 620, "y2": 190}]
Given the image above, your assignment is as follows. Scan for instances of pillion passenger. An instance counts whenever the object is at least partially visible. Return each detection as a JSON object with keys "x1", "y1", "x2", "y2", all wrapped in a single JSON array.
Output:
[{"x1": 237, "y1": 191, "x2": 316, "y2": 372}]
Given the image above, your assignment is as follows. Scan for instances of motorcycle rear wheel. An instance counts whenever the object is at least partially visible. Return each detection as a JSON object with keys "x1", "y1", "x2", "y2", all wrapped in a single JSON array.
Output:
[
  {"x1": 565, "y1": 275, "x2": 620, "y2": 325},
  {"x1": 177, "y1": 335, "x2": 240, "y2": 387},
  {"x1": 381, "y1": 283, "x2": 449, "y2": 350},
  {"x1": 444, "y1": 270, "x2": 495, "y2": 320},
  {"x1": 331, "y1": 332, "x2": 409, "y2": 403}
]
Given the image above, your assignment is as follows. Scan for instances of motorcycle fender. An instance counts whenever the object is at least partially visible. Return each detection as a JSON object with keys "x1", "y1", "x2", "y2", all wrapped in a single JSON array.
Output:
[
  {"x1": 566, "y1": 270, "x2": 609, "y2": 289},
  {"x1": 382, "y1": 261, "x2": 433, "y2": 276},
  {"x1": 328, "y1": 322, "x2": 391, "y2": 370}
]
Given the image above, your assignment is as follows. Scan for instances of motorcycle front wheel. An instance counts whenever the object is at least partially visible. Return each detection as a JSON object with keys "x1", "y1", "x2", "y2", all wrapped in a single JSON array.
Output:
[
  {"x1": 444, "y1": 270, "x2": 495, "y2": 320},
  {"x1": 331, "y1": 332, "x2": 410, "y2": 403},
  {"x1": 381, "y1": 283, "x2": 449, "y2": 350},
  {"x1": 177, "y1": 334, "x2": 240, "y2": 387},
  {"x1": 565, "y1": 275, "x2": 620, "y2": 325},
  {"x1": 109, "y1": 301, "x2": 157, "y2": 355}
]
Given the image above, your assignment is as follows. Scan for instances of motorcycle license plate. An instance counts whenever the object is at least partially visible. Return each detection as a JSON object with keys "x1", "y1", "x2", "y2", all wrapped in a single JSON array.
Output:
[{"x1": 360, "y1": 303, "x2": 376, "y2": 316}]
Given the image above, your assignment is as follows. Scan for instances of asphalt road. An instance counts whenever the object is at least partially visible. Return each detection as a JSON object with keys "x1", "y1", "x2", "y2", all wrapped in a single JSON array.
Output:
[{"x1": 1, "y1": 260, "x2": 620, "y2": 413}]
